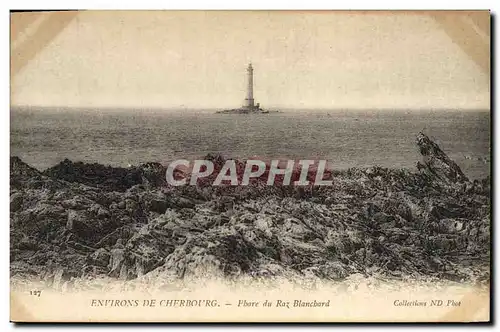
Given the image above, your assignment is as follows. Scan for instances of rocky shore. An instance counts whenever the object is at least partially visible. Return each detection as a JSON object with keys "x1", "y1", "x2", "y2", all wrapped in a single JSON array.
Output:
[{"x1": 10, "y1": 133, "x2": 490, "y2": 286}]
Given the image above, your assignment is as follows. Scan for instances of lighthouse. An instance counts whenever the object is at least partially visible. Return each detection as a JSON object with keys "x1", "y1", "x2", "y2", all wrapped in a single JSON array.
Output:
[
  {"x1": 244, "y1": 63, "x2": 255, "y2": 109},
  {"x1": 218, "y1": 63, "x2": 268, "y2": 114}
]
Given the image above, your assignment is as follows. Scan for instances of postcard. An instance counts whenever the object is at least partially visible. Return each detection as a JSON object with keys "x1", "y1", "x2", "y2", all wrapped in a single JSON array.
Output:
[{"x1": 10, "y1": 10, "x2": 490, "y2": 322}]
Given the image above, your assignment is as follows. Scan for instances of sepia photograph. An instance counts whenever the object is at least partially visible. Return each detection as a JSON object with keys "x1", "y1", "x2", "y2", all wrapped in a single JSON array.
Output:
[{"x1": 9, "y1": 9, "x2": 491, "y2": 322}]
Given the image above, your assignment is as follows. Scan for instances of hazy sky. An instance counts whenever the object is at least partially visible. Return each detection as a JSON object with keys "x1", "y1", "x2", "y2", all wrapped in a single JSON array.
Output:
[{"x1": 11, "y1": 11, "x2": 490, "y2": 110}]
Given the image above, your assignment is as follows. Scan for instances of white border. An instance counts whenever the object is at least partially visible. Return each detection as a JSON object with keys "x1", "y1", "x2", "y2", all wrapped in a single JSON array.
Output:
[{"x1": 2, "y1": 1, "x2": 497, "y2": 331}]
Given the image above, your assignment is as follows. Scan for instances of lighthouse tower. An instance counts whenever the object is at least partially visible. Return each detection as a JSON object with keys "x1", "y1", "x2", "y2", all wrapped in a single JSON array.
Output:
[
  {"x1": 244, "y1": 63, "x2": 255, "y2": 109},
  {"x1": 218, "y1": 63, "x2": 267, "y2": 113}
]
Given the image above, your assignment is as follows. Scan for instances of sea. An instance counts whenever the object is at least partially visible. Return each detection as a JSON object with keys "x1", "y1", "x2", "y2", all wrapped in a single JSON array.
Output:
[{"x1": 10, "y1": 108, "x2": 491, "y2": 180}]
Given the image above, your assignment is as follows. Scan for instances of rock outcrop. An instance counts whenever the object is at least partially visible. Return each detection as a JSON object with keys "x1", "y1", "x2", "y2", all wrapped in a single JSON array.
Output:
[
  {"x1": 42, "y1": 159, "x2": 167, "y2": 192},
  {"x1": 416, "y1": 132, "x2": 468, "y2": 184},
  {"x1": 10, "y1": 133, "x2": 490, "y2": 285}
]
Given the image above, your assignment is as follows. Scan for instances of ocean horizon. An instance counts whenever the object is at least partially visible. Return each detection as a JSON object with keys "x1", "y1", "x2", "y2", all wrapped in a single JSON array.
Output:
[{"x1": 10, "y1": 107, "x2": 490, "y2": 180}]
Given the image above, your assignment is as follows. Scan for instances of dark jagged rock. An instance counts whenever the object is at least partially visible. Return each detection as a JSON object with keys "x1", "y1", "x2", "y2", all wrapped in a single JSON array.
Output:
[
  {"x1": 42, "y1": 159, "x2": 143, "y2": 192},
  {"x1": 11, "y1": 156, "x2": 41, "y2": 177},
  {"x1": 42, "y1": 159, "x2": 168, "y2": 192},
  {"x1": 88, "y1": 248, "x2": 110, "y2": 267},
  {"x1": 139, "y1": 162, "x2": 168, "y2": 188},
  {"x1": 147, "y1": 200, "x2": 166, "y2": 214},
  {"x1": 11, "y1": 156, "x2": 49, "y2": 190},
  {"x1": 416, "y1": 132, "x2": 468, "y2": 184},
  {"x1": 9, "y1": 133, "x2": 490, "y2": 284},
  {"x1": 10, "y1": 192, "x2": 23, "y2": 212}
]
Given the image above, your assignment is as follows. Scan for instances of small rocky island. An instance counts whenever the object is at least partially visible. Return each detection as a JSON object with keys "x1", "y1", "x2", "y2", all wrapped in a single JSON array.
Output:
[
  {"x1": 217, "y1": 63, "x2": 272, "y2": 114},
  {"x1": 216, "y1": 107, "x2": 269, "y2": 114}
]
